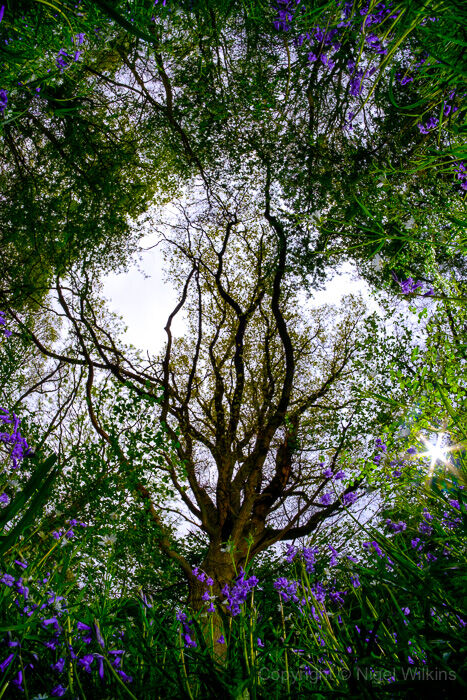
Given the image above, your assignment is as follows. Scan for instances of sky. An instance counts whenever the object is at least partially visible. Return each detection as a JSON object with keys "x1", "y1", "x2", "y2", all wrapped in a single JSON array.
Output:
[
  {"x1": 100, "y1": 219, "x2": 383, "y2": 542},
  {"x1": 101, "y1": 233, "x2": 380, "y2": 358}
]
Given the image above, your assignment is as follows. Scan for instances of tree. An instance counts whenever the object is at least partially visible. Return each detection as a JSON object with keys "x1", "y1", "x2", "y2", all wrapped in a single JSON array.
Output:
[
  {"x1": 2, "y1": 0, "x2": 465, "y2": 646},
  {"x1": 6, "y1": 166, "x2": 396, "y2": 625}
]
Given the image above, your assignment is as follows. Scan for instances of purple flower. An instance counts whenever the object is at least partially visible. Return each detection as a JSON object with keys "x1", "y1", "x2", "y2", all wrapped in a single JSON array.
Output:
[
  {"x1": 419, "y1": 521, "x2": 433, "y2": 535},
  {"x1": 350, "y1": 575, "x2": 360, "y2": 588},
  {"x1": 400, "y1": 75, "x2": 413, "y2": 85},
  {"x1": 94, "y1": 654, "x2": 104, "y2": 679},
  {"x1": 118, "y1": 670, "x2": 133, "y2": 683},
  {"x1": 0, "y1": 653, "x2": 14, "y2": 673},
  {"x1": 334, "y1": 470, "x2": 345, "y2": 480},
  {"x1": 363, "y1": 541, "x2": 384, "y2": 557},
  {"x1": 0, "y1": 6, "x2": 4, "y2": 24},
  {"x1": 0, "y1": 88, "x2": 7, "y2": 114},
  {"x1": 322, "y1": 467, "x2": 333, "y2": 479},
  {"x1": 0, "y1": 492, "x2": 9, "y2": 506},
  {"x1": 285, "y1": 544, "x2": 298, "y2": 563},
  {"x1": 77, "y1": 621, "x2": 91, "y2": 632},
  {"x1": 449, "y1": 499, "x2": 460, "y2": 510},
  {"x1": 328, "y1": 545, "x2": 339, "y2": 566},
  {"x1": 402, "y1": 607, "x2": 410, "y2": 615},
  {"x1": 183, "y1": 633, "x2": 197, "y2": 648},
  {"x1": 375, "y1": 438, "x2": 387, "y2": 452},
  {"x1": 386, "y1": 519, "x2": 407, "y2": 533},
  {"x1": 216, "y1": 635, "x2": 225, "y2": 644},
  {"x1": 56, "y1": 49, "x2": 69, "y2": 71},
  {"x1": 1, "y1": 574, "x2": 15, "y2": 586},
  {"x1": 51, "y1": 685, "x2": 67, "y2": 697},
  {"x1": 192, "y1": 566, "x2": 206, "y2": 582},
  {"x1": 43, "y1": 617, "x2": 60, "y2": 631},
  {"x1": 274, "y1": 577, "x2": 300, "y2": 603},
  {"x1": 95, "y1": 623, "x2": 105, "y2": 648},
  {"x1": 320, "y1": 492, "x2": 332, "y2": 505},
  {"x1": 78, "y1": 654, "x2": 94, "y2": 673},
  {"x1": 302, "y1": 546, "x2": 319, "y2": 573},
  {"x1": 329, "y1": 590, "x2": 345, "y2": 606},
  {"x1": 51, "y1": 658, "x2": 65, "y2": 673},
  {"x1": 257, "y1": 637, "x2": 265, "y2": 647},
  {"x1": 311, "y1": 581, "x2": 326, "y2": 604},
  {"x1": 342, "y1": 492, "x2": 358, "y2": 506},
  {"x1": 11, "y1": 670, "x2": 23, "y2": 691}
]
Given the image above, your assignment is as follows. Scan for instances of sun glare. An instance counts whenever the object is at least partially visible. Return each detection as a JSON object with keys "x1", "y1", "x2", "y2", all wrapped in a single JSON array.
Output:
[{"x1": 418, "y1": 432, "x2": 453, "y2": 479}]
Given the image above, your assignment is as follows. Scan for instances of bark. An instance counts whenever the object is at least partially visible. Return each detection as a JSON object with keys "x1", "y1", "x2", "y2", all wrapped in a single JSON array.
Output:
[{"x1": 186, "y1": 545, "x2": 237, "y2": 661}]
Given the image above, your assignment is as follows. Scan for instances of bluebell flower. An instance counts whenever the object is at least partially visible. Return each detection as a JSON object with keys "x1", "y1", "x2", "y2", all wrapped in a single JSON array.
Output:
[
  {"x1": 0, "y1": 89, "x2": 7, "y2": 114},
  {"x1": 0, "y1": 653, "x2": 14, "y2": 673},
  {"x1": 51, "y1": 685, "x2": 67, "y2": 697},
  {"x1": 78, "y1": 654, "x2": 94, "y2": 673},
  {"x1": 118, "y1": 670, "x2": 133, "y2": 683},
  {"x1": 342, "y1": 491, "x2": 357, "y2": 506},
  {"x1": 51, "y1": 658, "x2": 65, "y2": 673}
]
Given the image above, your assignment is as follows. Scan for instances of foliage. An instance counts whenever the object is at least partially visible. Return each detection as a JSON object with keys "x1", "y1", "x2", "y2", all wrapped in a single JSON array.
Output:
[{"x1": 0, "y1": 0, "x2": 467, "y2": 697}]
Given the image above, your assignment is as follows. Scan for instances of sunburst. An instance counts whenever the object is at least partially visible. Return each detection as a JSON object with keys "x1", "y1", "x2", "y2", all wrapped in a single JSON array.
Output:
[{"x1": 415, "y1": 423, "x2": 465, "y2": 482}]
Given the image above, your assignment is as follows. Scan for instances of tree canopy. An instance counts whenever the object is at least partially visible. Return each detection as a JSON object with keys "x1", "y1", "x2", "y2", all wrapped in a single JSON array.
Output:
[{"x1": 0, "y1": 0, "x2": 466, "y2": 641}]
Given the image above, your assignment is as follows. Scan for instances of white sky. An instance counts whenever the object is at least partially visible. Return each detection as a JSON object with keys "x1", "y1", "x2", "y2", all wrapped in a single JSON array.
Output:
[{"x1": 101, "y1": 236, "x2": 380, "y2": 357}]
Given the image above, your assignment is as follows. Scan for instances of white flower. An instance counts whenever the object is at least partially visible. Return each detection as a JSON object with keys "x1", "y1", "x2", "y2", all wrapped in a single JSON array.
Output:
[
  {"x1": 98, "y1": 534, "x2": 117, "y2": 547},
  {"x1": 403, "y1": 216, "x2": 415, "y2": 229}
]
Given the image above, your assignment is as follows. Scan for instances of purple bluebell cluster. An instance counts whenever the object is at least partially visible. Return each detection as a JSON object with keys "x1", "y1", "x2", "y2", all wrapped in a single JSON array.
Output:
[
  {"x1": 285, "y1": 544, "x2": 320, "y2": 572},
  {"x1": 0, "y1": 311, "x2": 11, "y2": 338},
  {"x1": 55, "y1": 34, "x2": 85, "y2": 72},
  {"x1": 342, "y1": 491, "x2": 358, "y2": 506},
  {"x1": 454, "y1": 161, "x2": 467, "y2": 191},
  {"x1": 274, "y1": 576, "x2": 300, "y2": 602},
  {"x1": 272, "y1": 0, "x2": 301, "y2": 32},
  {"x1": 0, "y1": 406, "x2": 34, "y2": 470},
  {"x1": 390, "y1": 272, "x2": 434, "y2": 296},
  {"x1": 373, "y1": 437, "x2": 387, "y2": 466},
  {"x1": 385, "y1": 518, "x2": 407, "y2": 533},
  {"x1": 272, "y1": 0, "x2": 396, "y2": 115},
  {"x1": 362, "y1": 540, "x2": 384, "y2": 557},
  {"x1": 221, "y1": 568, "x2": 259, "y2": 616},
  {"x1": 176, "y1": 610, "x2": 197, "y2": 648}
]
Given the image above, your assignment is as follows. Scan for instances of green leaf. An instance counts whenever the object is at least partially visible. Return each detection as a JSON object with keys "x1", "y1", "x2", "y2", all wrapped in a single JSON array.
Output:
[{"x1": 0, "y1": 454, "x2": 58, "y2": 528}]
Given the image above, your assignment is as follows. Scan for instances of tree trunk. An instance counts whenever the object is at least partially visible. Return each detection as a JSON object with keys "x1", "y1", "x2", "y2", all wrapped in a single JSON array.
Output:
[{"x1": 186, "y1": 546, "x2": 237, "y2": 662}]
